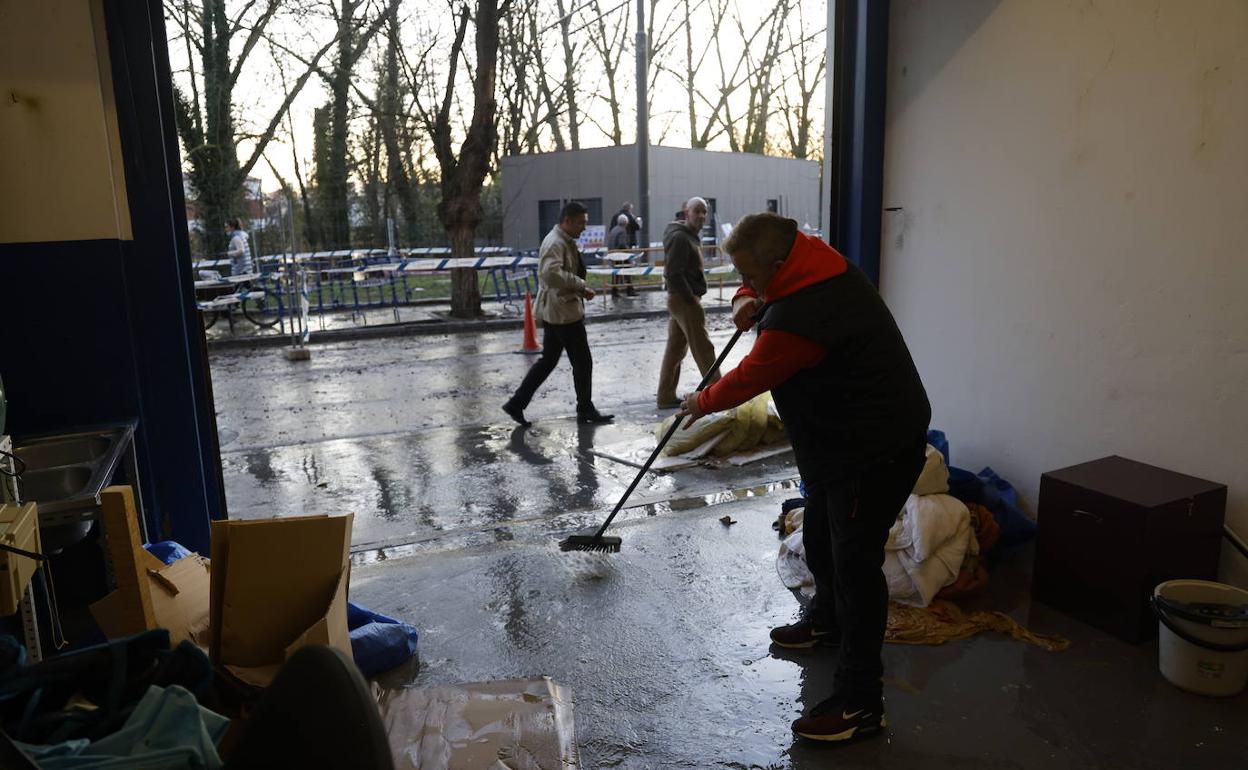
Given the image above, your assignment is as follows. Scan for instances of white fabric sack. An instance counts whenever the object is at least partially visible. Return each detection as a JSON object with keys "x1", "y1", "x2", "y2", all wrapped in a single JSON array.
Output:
[
  {"x1": 886, "y1": 494, "x2": 968, "y2": 563},
  {"x1": 777, "y1": 528, "x2": 816, "y2": 598}
]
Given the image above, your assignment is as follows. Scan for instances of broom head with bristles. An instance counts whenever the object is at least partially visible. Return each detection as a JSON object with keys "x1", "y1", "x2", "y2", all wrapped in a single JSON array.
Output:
[{"x1": 558, "y1": 528, "x2": 622, "y2": 553}]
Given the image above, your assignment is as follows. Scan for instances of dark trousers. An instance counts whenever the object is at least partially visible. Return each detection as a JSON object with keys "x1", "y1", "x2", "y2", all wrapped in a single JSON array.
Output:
[
  {"x1": 509, "y1": 319, "x2": 594, "y2": 414},
  {"x1": 802, "y1": 439, "x2": 926, "y2": 703}
]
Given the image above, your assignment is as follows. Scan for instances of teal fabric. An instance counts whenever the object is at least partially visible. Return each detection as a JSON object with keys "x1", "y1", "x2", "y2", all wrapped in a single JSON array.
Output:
[{"x1": 17, "y1": 685, "x2": 228, "y2": 769}]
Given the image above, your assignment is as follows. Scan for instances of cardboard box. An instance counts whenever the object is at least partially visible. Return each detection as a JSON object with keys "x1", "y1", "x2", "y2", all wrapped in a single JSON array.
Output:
[
  {"x1": 209, "y1": 514, "x2": 353, "y2": 687},
  {"x1": 90, "y1": 486, "x2": 211, "y2": 646},
  {"x1": 0, "y1": 503, "x2": 41, "y2": 616}
]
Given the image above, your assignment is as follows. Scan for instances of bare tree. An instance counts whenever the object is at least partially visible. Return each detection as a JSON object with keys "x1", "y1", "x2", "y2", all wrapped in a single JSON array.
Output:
[
  {"x1": 777, "y1": 3, "x2": 825, "y2": 159},
  {"x1": 730, "y1": 0, "x2": 792, "y2": 154},
  {"x1": 412, "y1": 0, "x2": 511, "y2": 318},
  {"x1": 314, "y1": 0, "x2": 389, "y2": 250},
  {"x1": 527, "y1": 8, "x2": 569, "y2": 151},
  {"x1": 584, "y1": 0, "x2": 630, "y2": 145},
  {"x1": 167, "y1": 0, "x2": 337, "y2": 256}
]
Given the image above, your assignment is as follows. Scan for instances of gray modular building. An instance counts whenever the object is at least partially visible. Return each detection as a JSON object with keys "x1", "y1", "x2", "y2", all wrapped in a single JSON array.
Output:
[{"x1": 500, "y1": 145, "x2": 821, "y2": 251}]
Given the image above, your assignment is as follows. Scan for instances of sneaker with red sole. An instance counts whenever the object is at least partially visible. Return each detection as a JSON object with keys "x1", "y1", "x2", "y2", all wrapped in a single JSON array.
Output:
[
  {"x1": 792, "y1": 695, "x2": 886, "y2": 743},
  {"x1": 769, "y1": 616, "x2": 841, "y2": 649}
]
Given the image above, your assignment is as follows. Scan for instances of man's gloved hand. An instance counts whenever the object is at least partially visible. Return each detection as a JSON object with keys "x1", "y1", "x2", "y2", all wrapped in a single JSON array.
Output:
[{"x1": 732, "y1": 296, "x2": 762, "y2": 331}]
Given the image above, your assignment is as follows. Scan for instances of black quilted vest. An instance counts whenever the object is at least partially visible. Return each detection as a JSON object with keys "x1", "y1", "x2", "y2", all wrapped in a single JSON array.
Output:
[{"x1": 758, "y1": 261, "x2": 931, "y2": 484}]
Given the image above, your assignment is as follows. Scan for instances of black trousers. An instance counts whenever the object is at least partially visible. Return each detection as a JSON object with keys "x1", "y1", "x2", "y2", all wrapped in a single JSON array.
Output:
[
  {"x1": 509, "y1": 319, "x2": 595, "y2": 414},
  {"x1": 802, "y1": 439, "x2": 926, "y2": 703}
]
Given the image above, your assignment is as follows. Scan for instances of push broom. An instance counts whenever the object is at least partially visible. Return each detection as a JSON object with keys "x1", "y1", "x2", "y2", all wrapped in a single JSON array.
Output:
[{"x1": 560, "y1": 326, "x2": 747, "y2": 553}]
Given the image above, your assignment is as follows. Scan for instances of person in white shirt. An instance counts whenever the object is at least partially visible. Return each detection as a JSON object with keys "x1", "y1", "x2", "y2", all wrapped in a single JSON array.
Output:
[{"x1": 225, "y1": 218, "x2": 253, "y2": 276}]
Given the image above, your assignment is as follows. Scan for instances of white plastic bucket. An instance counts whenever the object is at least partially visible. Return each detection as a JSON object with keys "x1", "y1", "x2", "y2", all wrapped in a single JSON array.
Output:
[{"x1": 1152, "y1": 579, "x2": 1248, "y2": 697}]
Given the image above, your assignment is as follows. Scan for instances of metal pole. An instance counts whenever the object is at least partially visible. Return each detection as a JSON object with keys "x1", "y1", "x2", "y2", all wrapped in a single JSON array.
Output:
[
  {"x1": 286, "y1": 197, "x2": 300, "y2": 347},
  {"x1": 636, "y1": 0, "x2": 649, "y2": 248}
]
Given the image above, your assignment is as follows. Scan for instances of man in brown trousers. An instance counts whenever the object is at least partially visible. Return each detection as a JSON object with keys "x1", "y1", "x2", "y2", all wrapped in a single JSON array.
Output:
[{"x1": 656, "y1": 196, "x2": 719, "y2": 408}]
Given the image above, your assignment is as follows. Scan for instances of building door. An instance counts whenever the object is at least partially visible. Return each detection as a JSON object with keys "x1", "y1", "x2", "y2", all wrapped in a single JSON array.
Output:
[{"x1": 537, "y1": 199, "x2": 563, "y2": 241}]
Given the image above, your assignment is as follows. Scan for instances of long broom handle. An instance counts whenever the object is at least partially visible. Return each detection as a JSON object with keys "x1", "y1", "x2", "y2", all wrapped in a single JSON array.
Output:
[{"x1": 592, "y1": 326, "x2": 747, "y2": 540}]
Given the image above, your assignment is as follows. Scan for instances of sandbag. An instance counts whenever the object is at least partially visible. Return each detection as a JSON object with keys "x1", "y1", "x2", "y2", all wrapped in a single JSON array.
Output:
[
  {"x1": 347, "y1": 603, "x2": 419, "y2": 679},
  {"x1": 657, "y1": 411, "x2": 734, "y2": 456},
  {"x1": 712, "y1": 394, "x2": 770, "y2": 457}
]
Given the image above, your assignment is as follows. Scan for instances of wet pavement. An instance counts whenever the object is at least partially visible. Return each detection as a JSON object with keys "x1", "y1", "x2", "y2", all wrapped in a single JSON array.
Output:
[
  {"x1": 211, "y1": 313, "x2": 766, "y2": 551},
  {"x1": 208, "y1": 315, "x2": 1247, "y2": 768},
  {"x1": 349, "y1": 500, "x2": 1247, "y2": 769}
]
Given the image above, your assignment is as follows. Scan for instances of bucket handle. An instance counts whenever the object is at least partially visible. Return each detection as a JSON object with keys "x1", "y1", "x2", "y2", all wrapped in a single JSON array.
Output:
[{"x1": 1152, "y1": 595, "x2": 1248, "y2": 653}]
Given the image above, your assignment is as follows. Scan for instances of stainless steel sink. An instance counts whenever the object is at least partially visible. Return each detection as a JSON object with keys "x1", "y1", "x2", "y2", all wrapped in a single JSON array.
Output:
[
  {"x1": 14, "y1": 436, "x2": 111, "y2": 469},
  {"x1": 19, "y1": 466, "x2": 94, "y2": 501},
  {"x1": 12, "y1": 422, "x2": 138, "y2": 552}
]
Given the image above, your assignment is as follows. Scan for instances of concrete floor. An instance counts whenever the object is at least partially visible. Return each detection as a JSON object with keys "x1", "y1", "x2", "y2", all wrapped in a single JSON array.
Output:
[{"x1": 209, "y1": 319, "x2": 1247, "y2": 769}]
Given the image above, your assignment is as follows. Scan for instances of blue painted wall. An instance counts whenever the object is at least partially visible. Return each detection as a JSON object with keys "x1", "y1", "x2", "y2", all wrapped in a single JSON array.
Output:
[{"x1": 828, "y1": 0, "x2": 891, "y2": 287}]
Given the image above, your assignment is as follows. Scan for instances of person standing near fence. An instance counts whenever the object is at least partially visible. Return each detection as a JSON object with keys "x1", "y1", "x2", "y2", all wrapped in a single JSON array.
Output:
[
  {"x1": 656, "y1": 197, "x2": 719, "y2": 409},
  {"x1": 503, "y1": 201, "x2": 615, "y2": 427},
  {"x1": 614, "y1": 202, "x2": 641, "y2": 247},
  {"x1": 607, "y1": 214, "x2": 637, "y2": 298},
  {"x1": 225, "y1": 218, "x2": 253, "y2": 276}
]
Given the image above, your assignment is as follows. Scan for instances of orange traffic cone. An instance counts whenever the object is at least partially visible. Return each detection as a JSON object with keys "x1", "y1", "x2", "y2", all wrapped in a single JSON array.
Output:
[{"x1": 521, "y1": 291, "x2": 541, "y2": 352}]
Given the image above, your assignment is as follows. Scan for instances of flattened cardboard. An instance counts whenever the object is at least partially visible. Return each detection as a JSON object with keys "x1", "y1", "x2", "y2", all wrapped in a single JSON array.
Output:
[
  {"x1": 209, "y1": 514, "x2": 352, "y2": 687},
  {"x1": 377, "y1": 677, "x2": 581, "y2": 770},
  {"x1": 91, "y1": 554, "x2": 211, "y2": 647}
]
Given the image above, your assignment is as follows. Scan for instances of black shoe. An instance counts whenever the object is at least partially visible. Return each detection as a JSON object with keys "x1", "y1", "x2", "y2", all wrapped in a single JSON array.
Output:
[
  {"x1": 611, "y1": 288, "x2": 621, "y2": 298},
  {"x1": 503, "y1": 402, "x2": 531, "y2": 427},
  {"x1": 770, "y1": 616, "x2": 841, "y2": 649},
  {"x1": 577, "y1": 411, "x2": 614, "y2": 425},
  {"x1": 626, "y1": 287, "x2": 638, "y2": 297},
  {"x1": 792, "y1": 694, "x2": 886, "y2": 743}
]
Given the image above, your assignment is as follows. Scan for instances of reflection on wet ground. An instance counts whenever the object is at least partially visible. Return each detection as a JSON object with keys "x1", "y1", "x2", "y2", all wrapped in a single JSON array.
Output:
[{"x1": 212, "y1": 316, "x2": 774, "y2": 550}]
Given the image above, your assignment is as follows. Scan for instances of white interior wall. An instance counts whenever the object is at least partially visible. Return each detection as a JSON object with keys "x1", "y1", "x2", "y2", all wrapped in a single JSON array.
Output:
[{"x1": 881, "y1": 0, "x2": 1248, "y2": 584}]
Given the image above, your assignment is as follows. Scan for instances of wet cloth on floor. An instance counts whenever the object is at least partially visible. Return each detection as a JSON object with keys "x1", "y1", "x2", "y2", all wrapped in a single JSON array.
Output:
[{"x1": 886, "y1": 600, "x2": 1070, "y2": 651}]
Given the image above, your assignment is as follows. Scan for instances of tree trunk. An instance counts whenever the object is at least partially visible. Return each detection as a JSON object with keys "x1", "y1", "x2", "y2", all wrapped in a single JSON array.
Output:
[
  {"x1": 318, "y1": 0, "x2": 356, "y2": 250},
  {"x1": 431, "y1": 0, "x2": 503, "y2": 319},
  {"x1": 201, "y1": 0, "x2": 240, "y2": 256},
  {"x1": 449, "y1": 269, "x2": 481, "y2": 317}
]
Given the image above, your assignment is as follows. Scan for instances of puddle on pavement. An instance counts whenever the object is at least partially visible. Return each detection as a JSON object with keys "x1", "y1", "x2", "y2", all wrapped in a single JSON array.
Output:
[{"x1": 349, "y1": 478, "x2": 800, "y2": 565}]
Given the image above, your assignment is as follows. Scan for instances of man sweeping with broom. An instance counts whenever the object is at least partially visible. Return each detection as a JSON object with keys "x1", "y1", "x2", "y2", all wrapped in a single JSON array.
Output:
[{"x1": 677, "y1": 212, "x2": 931, "y2": 743}]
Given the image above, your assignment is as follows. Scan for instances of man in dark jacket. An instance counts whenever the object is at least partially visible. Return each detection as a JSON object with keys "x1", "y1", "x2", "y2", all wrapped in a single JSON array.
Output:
[
  {"x1": 678, "y1": 212, "x2": 931, "y2": 743},
  {"x1": 656, "y1": 197, "x2": 718, "y2": 408},
  {"x1": 614, "y1": 202, "x2": 641, "y2": 247}
]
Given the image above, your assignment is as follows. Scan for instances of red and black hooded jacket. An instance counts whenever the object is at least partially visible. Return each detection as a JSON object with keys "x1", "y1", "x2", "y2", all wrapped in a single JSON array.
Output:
[{"x1": 698, "y1": 232, "x2": 930, "y2": 484}]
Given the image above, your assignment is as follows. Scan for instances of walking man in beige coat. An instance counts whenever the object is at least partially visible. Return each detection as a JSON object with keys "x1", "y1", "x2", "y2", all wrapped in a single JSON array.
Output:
[
  {"x1": 656, "y1": 197, "x2": 719, "y2": 408},
  {"x1": 504, "y1": 201, "x2": 614, "y2": 426}
]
